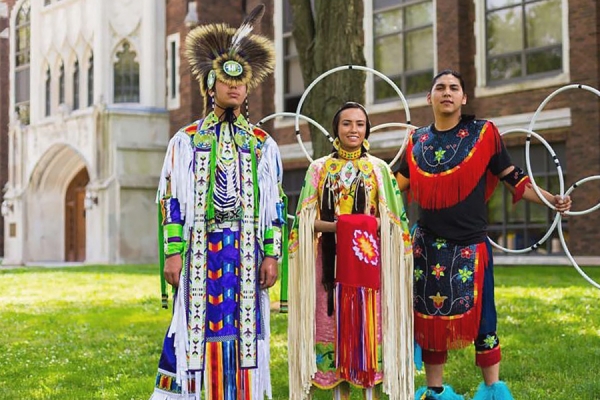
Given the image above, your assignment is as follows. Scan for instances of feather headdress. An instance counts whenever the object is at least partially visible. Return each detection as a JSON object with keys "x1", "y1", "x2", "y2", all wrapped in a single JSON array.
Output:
[{"x1": 185, "y1": 4, "x2": 275, "y2": 98}]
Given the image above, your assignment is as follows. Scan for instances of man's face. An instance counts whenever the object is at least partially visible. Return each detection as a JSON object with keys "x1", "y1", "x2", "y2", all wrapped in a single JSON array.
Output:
[
  {"x1": 427, "y1": 74, "x2": 467, "y2": 117},
  {"x1": 211, "y1": 80, "x2": 248, "y2": 109}
]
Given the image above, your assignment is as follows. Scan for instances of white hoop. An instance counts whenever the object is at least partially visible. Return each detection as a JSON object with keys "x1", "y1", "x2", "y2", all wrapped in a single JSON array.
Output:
[
  {"x1": 527, "y1": 84, "x2": 600, "y2": 213},
  {"x1": 256, "y1": 112, "x2": 330, "y2": 163},
  {"x1": 293, "y1": 65, "x2": 412, "y2": 162}
]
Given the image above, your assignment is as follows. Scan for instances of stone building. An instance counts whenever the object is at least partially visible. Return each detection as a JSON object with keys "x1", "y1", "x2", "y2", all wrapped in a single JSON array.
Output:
[{"x1": 1, "y1": 0, "x2": 168, "y2": 265}]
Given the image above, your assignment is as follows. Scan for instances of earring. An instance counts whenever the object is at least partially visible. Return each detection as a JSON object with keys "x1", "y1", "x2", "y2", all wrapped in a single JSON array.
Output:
[
  {"x1": 210, "y1": 95, "x2": 215, "y2": 111},
  {"x1": 362, "y1": 138, "x2": 370, "y2": 152},
  {"x1": 333, "y1": 138, "x2": 340, "y2": 150},
  {"x1": 245, "y1": 97, "x2": 250, "y2": 122}
]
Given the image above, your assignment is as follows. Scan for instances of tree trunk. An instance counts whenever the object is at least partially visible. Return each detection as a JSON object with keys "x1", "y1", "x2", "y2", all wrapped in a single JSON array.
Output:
[{"x1": 290, "y1": 0, "x2": 366, "y2": 159}]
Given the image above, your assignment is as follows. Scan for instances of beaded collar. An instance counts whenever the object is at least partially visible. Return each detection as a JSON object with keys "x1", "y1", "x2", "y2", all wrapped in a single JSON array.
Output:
[{"x1": 337, "y1": 147, "x2": 362, "y2": 160}]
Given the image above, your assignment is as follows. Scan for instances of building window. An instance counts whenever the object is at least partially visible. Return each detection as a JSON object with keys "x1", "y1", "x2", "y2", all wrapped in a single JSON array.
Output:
[
  {"x1": 15, "y1": 0, "x2": 31, "y2": 124},
  {"x1": 281, "y1": 0, "x2": 304, "y2": 113},
  {"x1": 113, "y1": 41, "x2": 140, "y2": 103},
  {"x1": 487, "y1": 142, "x2": 567, "y2": 254},
  {"x1": 166, "y1": 33, "x2": 180, "y2": 110},
  {"x1": 45, "y1": 67, "x2": 51, "y2": 116},
  {"x1": 73, "y1": 60, "x2": 80, "y2": 110},
  {"x1": 87, "y1": 54, "x2": 94, "y2": 106},
  {"x1": 372, "y1": 0, "x2": 434, "y2": 101},
  {"x1": 486, "y1": 0, "x2": 563, "y2": 85},
  {"x1": 58, "y1": 62, "x2": 65, "y2": 105}
]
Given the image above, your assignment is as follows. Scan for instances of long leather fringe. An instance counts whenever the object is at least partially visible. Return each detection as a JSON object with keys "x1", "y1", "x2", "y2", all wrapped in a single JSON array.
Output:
[
  {"x1": 379, "y1": 203, "x2": 414, "y2": 399},
  {"x1": 288, "y1": 204, "x2": 318, "y2": 400}
]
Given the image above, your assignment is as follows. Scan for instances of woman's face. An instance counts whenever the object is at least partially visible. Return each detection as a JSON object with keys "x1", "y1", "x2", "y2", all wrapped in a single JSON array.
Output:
[
  {"x1": 336, "y1": 107, "x2": 368, "y2": 152},
  {"x1": 211, "y1": 80, "x2": 248, "y2": 109}
]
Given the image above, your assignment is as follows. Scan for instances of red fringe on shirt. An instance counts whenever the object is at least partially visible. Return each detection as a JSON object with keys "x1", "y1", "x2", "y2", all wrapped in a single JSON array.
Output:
[{"x1": 407, "y1": 122, "x2": 502, "y2": 210}]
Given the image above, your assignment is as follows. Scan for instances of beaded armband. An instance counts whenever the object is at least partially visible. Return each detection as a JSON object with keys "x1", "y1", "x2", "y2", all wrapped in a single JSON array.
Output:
[
  {"x1": 263, "y1": 225, "x2": 282, "y2": 259},
  {"x1": 501, "y1": 166, "x2": 531, "y2": 204},
  {"x1": 163, "y1": 223, "x2": 184, "y2": 256}
]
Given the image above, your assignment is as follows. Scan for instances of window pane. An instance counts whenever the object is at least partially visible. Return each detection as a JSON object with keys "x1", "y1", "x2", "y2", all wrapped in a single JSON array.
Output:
[
  {"x1": 15, "y1": 68, "x2": 30, "y2": 103},
  {"x1": 530, "y1": 198, "x2": 547, "y2": 223},
  {"x1": 526, "y1": 46, "x2": 561, "y2": 75},
  {"x1": 528, "y1": 144, "x2": 547, "y2": 174},
  {"x1": 374, "y1": 9, "x2": 402, "y2": 37},
  {"x1": 374, "y1": 0, "x2": 402, "y2": 11},
  {"x1": 487, "y1": 8, "x2": 523, "y2": 55},
  {"x1": 405, "y1": 1, "x2": 433, "y2": 29},
  {"x1": 283, "y1": 0, "x2": 295, "y2": 33},
  {"x1": 507, "y1": 199, "x2": 525, "y2": 223},
  {"x1": 88, "y1": 56, "x2": 94, "y2": 106},
  {"x1": 114, "y1": 42, "x2": 140, "y2": 103},
  {"x1": 526, "y1": 0, "x2": 561, "y2": 48},
  {"x1": 406, "y1": 27, "x2": 433, "y2": 70},
  {"x1": 284, "y1": 36, "x2": 298, "y2": 57},
  {"x1": 59, "y1": 64, "x2": 65, "y2": 104},
  {"x1": 284, "y1": 95, "x2": 301, "y2": 113},
  {"x1": 486, "y1": 0, "x2": 521, "y2": 10},
  {"x1": 45, "y1": 69, "x2": 51, "y2": 116},
  {"x1": 488, "y1": 54, "x2": 521, "y2": 81},
  {"x1": 170, "y1": 41, "x2": 176, "y2": 99},
  {"x1": 406, "y1": 70, "x2": 432, "y2": 95},
  {"x1": 487, "y1": 188, "x2": 504, "y2": 224},
  {"x1": 285, "y1": 58, "x2": 303, "y2": 94},
  {"x1": 375, "y1": 75, "x2": 402, "y2": 100},
  {"x1": 374, "y1": 35, "x2": 403, "y2": 76}
]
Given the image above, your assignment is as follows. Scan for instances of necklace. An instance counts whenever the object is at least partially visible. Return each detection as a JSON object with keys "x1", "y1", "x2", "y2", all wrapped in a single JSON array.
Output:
[{"x1": 338, "y1": 147, "x2": 362, "y2": 160}]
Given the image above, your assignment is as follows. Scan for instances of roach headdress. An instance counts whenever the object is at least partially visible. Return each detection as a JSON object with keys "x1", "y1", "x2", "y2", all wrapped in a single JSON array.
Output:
[{"x1": 185, "y1": 4, "x2": 275, "y2": 104}]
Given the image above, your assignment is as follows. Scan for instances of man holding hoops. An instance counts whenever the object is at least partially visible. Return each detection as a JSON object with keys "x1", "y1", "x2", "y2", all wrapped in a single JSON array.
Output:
[{"x1": 394, "y1": 70, "x2": 571, "y2": 400}]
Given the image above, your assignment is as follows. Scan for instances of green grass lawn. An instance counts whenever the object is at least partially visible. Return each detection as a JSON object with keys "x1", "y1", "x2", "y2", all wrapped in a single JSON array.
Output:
[{"x1": 1, "y1": 264, "x2": 599, "y2": 399}]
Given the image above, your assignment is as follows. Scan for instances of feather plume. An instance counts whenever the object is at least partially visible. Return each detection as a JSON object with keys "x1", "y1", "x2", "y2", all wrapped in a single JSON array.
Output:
[{"x1": 230, "y1": 4, "x2": 265, "y2": 54}]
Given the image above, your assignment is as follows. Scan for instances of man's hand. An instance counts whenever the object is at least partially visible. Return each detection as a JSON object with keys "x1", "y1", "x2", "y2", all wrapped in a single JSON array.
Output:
[
  {"x1": 553, "y1": 194, "x2": 572, "y2": 215},
  {"x1": 259, "y1": 256, "x2": 278, "y2": 289},
  {"x1": 164, "y1": 254, "x2": 183, "y2": 288}
]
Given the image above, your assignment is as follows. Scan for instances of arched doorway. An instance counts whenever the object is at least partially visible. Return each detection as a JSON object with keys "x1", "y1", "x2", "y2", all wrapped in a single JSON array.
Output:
[{"x1": 64, "y1": 168, "x2": 89, "y2": 262}]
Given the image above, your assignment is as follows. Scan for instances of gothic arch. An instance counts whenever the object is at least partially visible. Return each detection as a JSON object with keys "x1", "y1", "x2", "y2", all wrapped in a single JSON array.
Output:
[{"x1": 24, "y1": 143, "x2": 90, "y2": 263}]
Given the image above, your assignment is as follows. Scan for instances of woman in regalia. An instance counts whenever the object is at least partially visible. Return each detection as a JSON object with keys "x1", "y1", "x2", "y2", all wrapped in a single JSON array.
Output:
[{"x1": 288, "y1": 102, "x2": 414, "y2": 400}]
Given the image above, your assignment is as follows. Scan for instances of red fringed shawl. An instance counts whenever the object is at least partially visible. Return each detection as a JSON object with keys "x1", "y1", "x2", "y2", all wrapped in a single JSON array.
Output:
[{"x1": 407, "y1": 121, "x2": 503, "y2": 210}]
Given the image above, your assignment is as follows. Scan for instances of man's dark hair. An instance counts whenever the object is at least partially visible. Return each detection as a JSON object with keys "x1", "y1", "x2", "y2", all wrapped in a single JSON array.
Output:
[{"x1": 431, "y1": 69, "x2": 465, "y2": 92}]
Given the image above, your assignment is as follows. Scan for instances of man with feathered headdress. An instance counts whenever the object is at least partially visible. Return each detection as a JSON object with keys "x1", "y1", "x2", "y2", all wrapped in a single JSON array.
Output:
[{"x1": 150, "y1": 5, "x2": 286, "y2": 400}]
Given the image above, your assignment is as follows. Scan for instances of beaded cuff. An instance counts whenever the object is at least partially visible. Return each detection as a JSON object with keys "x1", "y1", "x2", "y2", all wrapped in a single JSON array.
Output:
[
  {"x1": 163, "y1": 223, "x2": 184, "y2": 255},
  {"x1": 263, "y1": 225, "x2": 282, "y2": 259}
]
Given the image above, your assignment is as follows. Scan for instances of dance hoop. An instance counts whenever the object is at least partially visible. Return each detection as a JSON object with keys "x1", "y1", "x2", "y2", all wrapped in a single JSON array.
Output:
[{"x1": 294, "y1": 65, "x2": 412, "y2": 163}]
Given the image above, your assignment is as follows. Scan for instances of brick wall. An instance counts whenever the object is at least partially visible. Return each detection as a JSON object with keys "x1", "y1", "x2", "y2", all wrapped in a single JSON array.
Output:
[
  {"x1": 564, "y1": 0, "x2": 600, "y2": 255},
  {"x1": 166, "y1": 0, "x2": 202, "y2": 134}
]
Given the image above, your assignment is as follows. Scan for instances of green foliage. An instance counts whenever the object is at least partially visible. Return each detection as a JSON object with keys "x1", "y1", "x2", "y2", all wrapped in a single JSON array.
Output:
[{"x1": 1, "y1": 265, "x2": 599, "y2": 399}]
